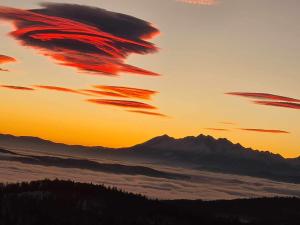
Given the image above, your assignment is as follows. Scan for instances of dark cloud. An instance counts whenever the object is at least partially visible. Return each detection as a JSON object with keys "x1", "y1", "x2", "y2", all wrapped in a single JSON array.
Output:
[
  {"x1": 239, "y1": 128, "x2": 290, "y2": 134},
  {"x1": 87, "y1": 99, "x2": 157, "y2": 109},
  {"x1": 226, "y1": 92, "x2": 300, "y2": 103},
  {"x1": 1, "y1": 85, "x2": 34, "y2": 91},
  {"x1": 127, "y1": 110, "x2": 167, "y2": 117},
  {"x1": 94, "y1": 85, "x2": 158, "y2": 100},
  {"x1": 0, "y1": 3, "x2": 159, "y2": 76},
  {"x1": 254, "y1": 101, "x2": 300, "y2": 110}
]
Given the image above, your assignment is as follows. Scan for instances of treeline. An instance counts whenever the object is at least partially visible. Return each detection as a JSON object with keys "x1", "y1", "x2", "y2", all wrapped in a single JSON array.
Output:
[{"x1": 0, "y1": 179, "x2": 299, "y2": 225}]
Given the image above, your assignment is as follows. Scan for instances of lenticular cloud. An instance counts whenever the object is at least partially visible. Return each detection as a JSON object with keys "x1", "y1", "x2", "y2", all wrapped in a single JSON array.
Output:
[
  {"x1": 239, "y1": 128, "x2": 290, "y2": 134},
  {"x1": 87, "y1": 99, "x2": 157, "y2": 110},
  {"x1": 94, "y1": 85, "x2": 158, "y2": 100},
  {"x1": 0, "y1": 3, "x2": 159, "y2": 76}
]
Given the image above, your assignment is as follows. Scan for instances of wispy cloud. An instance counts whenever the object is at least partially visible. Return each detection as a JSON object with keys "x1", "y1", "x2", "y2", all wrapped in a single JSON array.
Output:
[
  {"x1": 176, "y1": 0, "x2": 218, "y2": 5},
  {"x1": 94, "y1": 85, "x2": 158, "y2": 100},
  {"x1": 239, "y1": 128, "x2": 290, "y2": 134},
  {"x1": 0, "y1": 68, "x2": 9, "y2": 72},
  {"x1": 127, "y1": 110, "x2": 167, "y2": 117},
  {"x1": 34, "y1": 85, "x2": 81, "y2": 94},
  {"x1": 205, "y1": 128, "x2": 229, "y2": 131},
  {"x1": 219, "y1": 122, "x2": 236, "y2": 125},
  {"x1": 0, "y1": 3, "x2": 159, "y2": 76},
  {"x1": 1, "y1": 85, "x2": 34, "y2": 91},
  {"x1": 226, "y1": 92, "x2": 300, "y2": 103},
  {"x1": 254, "y1": 101, "x2": 300, "y2": 110},
  {"x1": 87, "y1": 99, "x2": 157, "y2": 109},
  {"x1": 35, "y1": 85, "x2": 128, "y2": 98},
  {"x1": 33, "y1": 85, "x2": 165, "y2": 116},
  {"x1": 226, "y1": 92, "x2": 300, "y2": 112},
  {"x1": 80, "y1": 89, "x2": 127, "y2": 98}
]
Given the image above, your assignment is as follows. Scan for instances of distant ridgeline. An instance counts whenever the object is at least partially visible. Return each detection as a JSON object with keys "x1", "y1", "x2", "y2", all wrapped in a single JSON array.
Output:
[
  {"x1": 0, "y1": 180, "x2": 300, "y2": 225},
  {"x1": 0, "y1": 133, "x2": 299, "y2": 183}
]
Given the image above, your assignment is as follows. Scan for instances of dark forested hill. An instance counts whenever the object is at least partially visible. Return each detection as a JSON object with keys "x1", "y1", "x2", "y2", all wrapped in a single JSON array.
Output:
[{"x1": 0, "y1": 180, "x2": 299, "y2": 225}]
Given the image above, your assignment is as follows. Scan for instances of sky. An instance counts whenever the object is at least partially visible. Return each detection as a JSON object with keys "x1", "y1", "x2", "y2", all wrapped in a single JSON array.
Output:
[{"x1": 0, "y1": 0, "x2": 299, "y2": 158}]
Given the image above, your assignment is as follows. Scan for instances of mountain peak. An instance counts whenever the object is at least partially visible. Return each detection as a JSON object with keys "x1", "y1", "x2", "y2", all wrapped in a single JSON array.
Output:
[{"x1": 142, "y1": 134, "x2": 175, "y2": 145}]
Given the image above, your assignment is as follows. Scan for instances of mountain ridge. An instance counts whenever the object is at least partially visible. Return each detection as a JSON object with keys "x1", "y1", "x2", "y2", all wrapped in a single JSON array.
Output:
[
  {"x1": 0, "y1": 133, "x2": 295, "y2": 159},
  {"x1": 0, "y1": 133, "x2": 299, "y2": 183}
]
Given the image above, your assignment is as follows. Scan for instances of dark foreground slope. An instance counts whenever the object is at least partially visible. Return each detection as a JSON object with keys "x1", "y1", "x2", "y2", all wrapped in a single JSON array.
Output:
[{"x1": 0, "y1": 180, "x2": 299, "y2": 225}]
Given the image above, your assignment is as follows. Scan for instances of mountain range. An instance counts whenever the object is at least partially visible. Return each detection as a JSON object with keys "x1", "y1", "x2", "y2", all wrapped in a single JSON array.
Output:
[{"x1": 0, "y1": 133, "x2": 299, "y2": 183}]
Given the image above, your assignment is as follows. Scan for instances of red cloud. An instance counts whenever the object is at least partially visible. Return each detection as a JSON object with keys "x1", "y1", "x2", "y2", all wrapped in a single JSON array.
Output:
[
  {"x1": 226, "y1": 92, "x2": 300, "y2": 103},
  {"x1": 239, "y1": 128, "x2": 290, "y2": 134},
  {"x1": 0, "y1": 4, "x2": 159, "y2": 76},
  {"x1": 254, "y1": 101, "x2": 300, "y2": 110},
  {"x1": 0, "y1": 54, "x2": 16, "y2": 64},
  {"x1": 35, "y1": 85, "x2": 126, "y2": 98},
  {"x1": 1, "y1": 85, "x2": 34, "y2": 91},
  {"x1": 34, "y1": 85, "x2": 80, "y2": 94},
  {"x1": 80, "y1": 89, "x2": 127, "y2": 98},
  {"x1": 177, "y1": 0, "x2": 217, "y2": 5},
  {"x1": 94, "y1": 85, "x2": 158, "y2": 100},
  {"x1": 0, "y1": 54, "x2": 16, "y2": 72},
  {"x1": 127, "y1": 110, "x2": 167, "y2": 117},
  {"x1": 87, "y1": 99, "x2": 157, "y2": 109}
]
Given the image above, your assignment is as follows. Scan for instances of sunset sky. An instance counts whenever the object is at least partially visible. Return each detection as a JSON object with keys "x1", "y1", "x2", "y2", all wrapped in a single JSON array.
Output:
[{"x1": 0, "y1": 0, "x2": 299, "y2": 158}]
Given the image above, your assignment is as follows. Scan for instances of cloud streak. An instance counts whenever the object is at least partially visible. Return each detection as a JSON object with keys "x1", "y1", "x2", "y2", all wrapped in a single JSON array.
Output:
[
  {"x1": 239, "y1": 128, "x2": 290, "y2": 134},
  {"x1": 81, "y1": 89, "x2": 128, "y2": 98},
  {"x1": 177, "y1": 0, "x2": 217, "y2": 5},
  {"x1": 1, "y1": 85, "x2": 34, "y2": 91},
  {"x1": 94, "y1": 85, "x2": 158, "y2": 100},
  {"x1": 127, "y1": 110, "x2": 167, "y2": 117},
  {"x1": 219, "y1": 122, "x2": 236, "y2": 125},
  {"x1": 0, "y1": 68, "x2": 9, "y2": 72},
  {"x1": 226, "y1": 92, "x2": 300, "y2": 112},
  {"x1": 87, "y1": 99, "x2": 157, "y2": 109},
  {"x1": 0, "y1": 3, "x2": 159, "y2": 76},
  {"x1": 254, "y1": 101, "x2": 300, "y2": 110},
  {"x1": 205, "y1": 128, "x2": 229, "y2": 131},
  {"x1": 31, "y1": 85, "x2": 164, "y2": 116},
  {"x1": 226, "y1": 92, "x2": 300, "y2": 103},
  {"x1": 34, "y1": 85, "x2": 81, "y2": 94}
]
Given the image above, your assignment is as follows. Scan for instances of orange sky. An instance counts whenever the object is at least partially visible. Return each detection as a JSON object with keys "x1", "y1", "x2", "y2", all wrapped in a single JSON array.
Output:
[{"x1": 0, "y1": 0, "x2": 299, "y2": 158}]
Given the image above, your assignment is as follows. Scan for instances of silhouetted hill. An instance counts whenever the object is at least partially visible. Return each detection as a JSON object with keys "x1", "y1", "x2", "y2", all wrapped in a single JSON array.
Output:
[
  {"x1": 0, "y1": 134, "x2": 107, "y2": 158},
  {"x1": 0, "y1": 180, "x2": 299, "y2": 225},
  {"x1": 0, "y1": 133, "x2": 299, "y2": 183}
]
